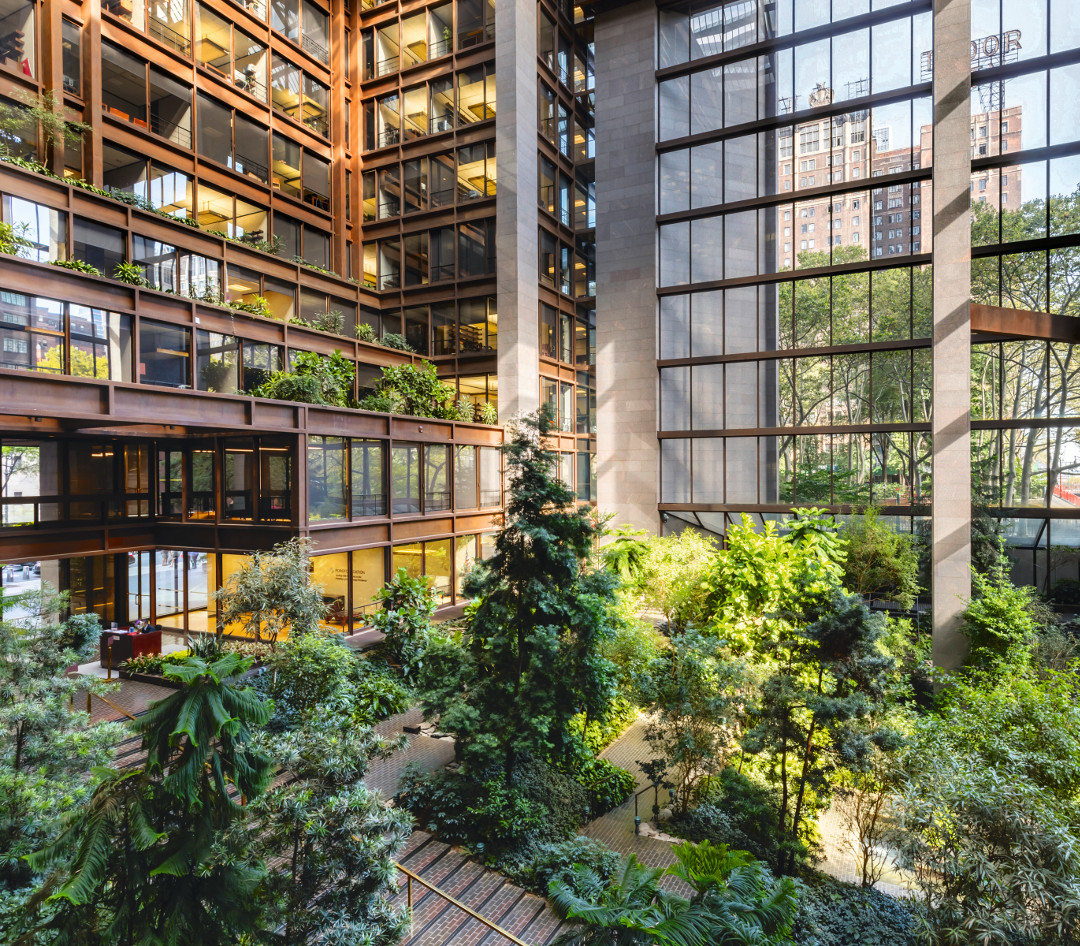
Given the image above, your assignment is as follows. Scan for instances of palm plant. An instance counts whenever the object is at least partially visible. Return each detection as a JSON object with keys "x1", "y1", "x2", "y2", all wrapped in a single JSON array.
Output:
[
  {"x1": 549, "y1": 841, "x2": 798, "y2": 946},
  {"x1": 24, "y1": 654, "x2": 274, "y2": 946},
  {"x1": 550, "y1": 855, "x2": 715, "y2": 946}
]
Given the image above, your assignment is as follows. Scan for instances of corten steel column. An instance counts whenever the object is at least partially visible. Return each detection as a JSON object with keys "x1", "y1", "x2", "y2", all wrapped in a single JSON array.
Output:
[
  {"x1": 932, "y1": 0, "x2": 972, "y2": 668},
  {"x1": 594, "y1": 0, "x2": 661, "y2": 534},
  {"x1": 494, "y1": 0, "x2": 539, "y2": 420}
]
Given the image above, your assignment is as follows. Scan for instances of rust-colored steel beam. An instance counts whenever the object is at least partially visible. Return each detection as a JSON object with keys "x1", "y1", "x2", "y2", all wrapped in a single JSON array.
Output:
[{"x1": 970, "y1": 303, "x2": 1080, "y2": 344}]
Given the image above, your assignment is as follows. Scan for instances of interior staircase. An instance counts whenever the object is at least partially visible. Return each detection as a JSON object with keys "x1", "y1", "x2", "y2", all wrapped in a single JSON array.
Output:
[{"x1": 395, "y1": 832, "x2": 569, "y2": 946}]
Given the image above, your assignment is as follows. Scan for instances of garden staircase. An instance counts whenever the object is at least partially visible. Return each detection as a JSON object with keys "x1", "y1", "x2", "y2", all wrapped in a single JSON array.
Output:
[
  {"x1": 106, "y1": 705, "x2": 571, "y2": 945},
  {"x1": 395, "y1": 832, "x2": 569, "y2": 946}
]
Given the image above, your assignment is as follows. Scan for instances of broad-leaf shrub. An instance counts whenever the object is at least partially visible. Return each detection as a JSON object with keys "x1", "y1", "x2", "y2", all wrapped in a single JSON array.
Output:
[
  {"x1": 371, "y1": 567, "x2": 438, "y2": 687},
  {"x1": 893, "y1": 670, "x2": 1080, "y2": 946},
  {"x1": 253, "y1": 350, "x2": 354, "y2": 407},
  {"x1": 790, "y1": 873, "x2": 918, "y2": 946}
]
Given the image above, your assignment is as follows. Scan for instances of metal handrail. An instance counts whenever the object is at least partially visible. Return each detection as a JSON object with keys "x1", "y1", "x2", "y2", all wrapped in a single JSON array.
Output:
[
  {"x1": 394, "y1": 862, "x2": 533, "y2": 946},
  {"x1": 77, "y1": 684, "x2": 139, "y2": 722}
]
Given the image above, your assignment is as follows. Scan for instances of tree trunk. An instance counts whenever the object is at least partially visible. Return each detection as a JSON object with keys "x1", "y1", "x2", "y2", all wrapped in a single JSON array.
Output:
[{"x1": 788, "y1": 669, "x2": 824, "y2": 875}]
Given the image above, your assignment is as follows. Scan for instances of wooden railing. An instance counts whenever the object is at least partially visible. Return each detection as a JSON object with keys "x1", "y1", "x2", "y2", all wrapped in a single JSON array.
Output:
[{"x1": 394, "y1": 861, "x2": 533, "y2": 946}]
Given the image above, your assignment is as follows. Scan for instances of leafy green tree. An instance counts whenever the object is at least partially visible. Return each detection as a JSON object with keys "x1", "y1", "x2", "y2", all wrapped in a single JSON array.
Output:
[
  {"x1": 424, "y1": 410, "x2": 619, "y2": 776},
  {"x1": 263, "y1": 632, "x2": 409, "y2": 729},
  {"x1": 251, "y1": 711, "x2": 412, "y2": 945},
  {"x1": 628, "y1": 531, "x2": 718, "y2": 633},
  {"x1": 635, "y1": 631, "x2": 751, "y2": 817},
  {"x1": 703, "y1": 511, "x2": 842, "y2": 655},
  {"x1": 215, "y1": 537, "x2": 327, "y2": 648},
  {"x1": 743, "y1": 587, "x2": 896, "y2": 875},
  {"x1": 27, "y1": 654, "x2": 273, "y2": 946},
  {"x1": 958, "y1": 552, "x2": 1041, "y2": 675},
  {"x1": 893, "y1": 670, "x2": 1080, "y2": 946},
  {"x1": 371, "y1": 567, "x2": 439, "y2": 687},
  {"x1": 0, "y1": 587, "x2": 120, "y2": 914},
  {"x1": 838, "y1": 508, "x2": 921, "y2": 609}
]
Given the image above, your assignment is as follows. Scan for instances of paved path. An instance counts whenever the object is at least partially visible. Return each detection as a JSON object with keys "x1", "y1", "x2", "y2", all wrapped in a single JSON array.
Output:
[
  {"x1": 583, "y1": 712, "x2": 913, "y2": 896},
  {"x1": 70, "y1": 675, "x2": 177, "y2": 723}
]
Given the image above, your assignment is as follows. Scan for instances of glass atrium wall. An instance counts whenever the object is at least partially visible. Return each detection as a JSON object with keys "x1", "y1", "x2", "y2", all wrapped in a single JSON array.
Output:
[
  {"x1": 656, "y1": 1, "x2": 934, "y2": 552},
  {"x1": 967, "y1": 0, "x2": 1080, "y2": 595}
]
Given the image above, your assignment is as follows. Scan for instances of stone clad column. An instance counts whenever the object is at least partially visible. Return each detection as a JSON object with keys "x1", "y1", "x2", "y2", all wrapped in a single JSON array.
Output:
[
  {"x1": 932, "y1": 0, "x2": 973, "y2": 668},
  {"x1": 494, "y1": 0, "x2": 540, "y2": 420},
  {"x1": 594, "y1": 0, "x2": 661, "y2": 534}
]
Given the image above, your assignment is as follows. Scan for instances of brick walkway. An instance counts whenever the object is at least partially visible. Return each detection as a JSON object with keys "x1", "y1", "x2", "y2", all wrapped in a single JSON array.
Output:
[
  {"x1": 368, "y1": 706, "x2": 457, "y2": 798},
  {"x1": 70, "y1": 676, "x2": 177, "y2": 723}
]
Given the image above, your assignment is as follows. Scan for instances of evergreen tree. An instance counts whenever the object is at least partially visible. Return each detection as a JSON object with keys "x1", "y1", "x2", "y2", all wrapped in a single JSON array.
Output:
[
  {"x1": 0, "y1": 587, "x2": 120, "y2": 935},
  {"x1": 743, "y1": 587, "x2": 896, "y2": 875},
  {"x1": 424, "y1": 410, "x2": 619, "y2": 776},
  {"x1": 251, "y1": 711, "x2": 413, "y2": 945}
]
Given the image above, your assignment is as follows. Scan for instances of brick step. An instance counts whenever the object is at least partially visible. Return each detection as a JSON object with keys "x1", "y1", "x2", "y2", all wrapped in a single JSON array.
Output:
[{"x1": 396, "y1": 832, "x2": 568, "y2": 946}]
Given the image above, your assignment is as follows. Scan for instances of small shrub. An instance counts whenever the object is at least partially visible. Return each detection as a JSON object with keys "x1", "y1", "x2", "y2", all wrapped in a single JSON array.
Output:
[
  {"x1": 231, "y1": 295, "x2": 272, "y2": 318},
  {"x1": 380, "y1": 333, "x2": 414, "y2": 352},
  {"x1": 456, "y1": 397, "x2": 475, "y2": 422},
  {"x1": 500, "y1": 837, "x2": 620, "y2": 898},
  {"x1": 669, "y1": 768, "x2": 785, "y2": 867},
  {"x1": 510, "y1": 755, "x2": 592, "y2": 841},
  {"x1": 112, "y1": 261, "x2": 146, "y2": 285},
  {"x1": 371, "y1": 568, "x2": 439, "y2": 687},
  {"x1": 356, "y1": 322, "x2": 378, "y2": 343},
  {"x1": 49, "y1": 258, "x2": 101, "y2": 276},
  {"x1": 477, "y1": 402, "x2": 498, "y2": 425},
  {"x1": 791, "y1": 872, "x2": 918, "y2": 946},
  {"x1": 396, "y1": 767, "x2": 484, "y2": 845},
  {"x1": 253, "y1": 350, "x2": 354, "y2": 407},
  {"x1": 576, "y1": 757, "x2": 636, "y2": 817},
  {"x1": 397, "y1": 756, "x2": 594, "y2": 858},
  {"x1": 320, "y1": 309, "x2": 345, "y2": 334}
]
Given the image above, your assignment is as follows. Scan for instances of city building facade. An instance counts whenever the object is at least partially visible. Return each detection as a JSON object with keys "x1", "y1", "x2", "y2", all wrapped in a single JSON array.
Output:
[{"x1": 0, "y1": 0, "x2": 1077, "y2": 660}]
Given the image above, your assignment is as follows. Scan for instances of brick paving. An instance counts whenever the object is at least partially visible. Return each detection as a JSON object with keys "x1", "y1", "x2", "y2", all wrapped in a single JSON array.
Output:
[{"x1": 70, "y1": 675, "x2": 176, "y2": 724}]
